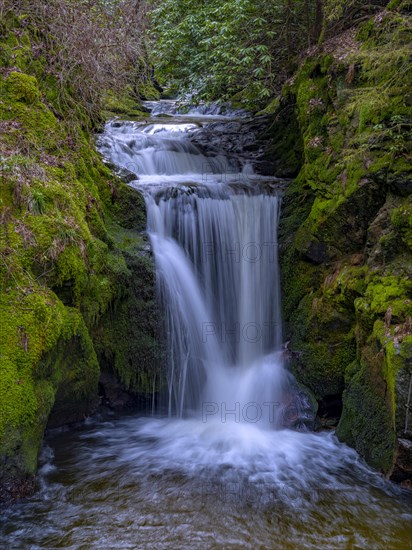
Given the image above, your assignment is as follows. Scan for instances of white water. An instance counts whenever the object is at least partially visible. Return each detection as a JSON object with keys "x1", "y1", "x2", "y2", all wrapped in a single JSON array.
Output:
[
  {"x1": 99, "y1": 110, "x2": 304, "y2": 426},
  {"x1": 142, "y1": 99, "x2": 249, "y2": 118},
  {"x1": 97, "y1": 119, "x2": 239, "y2": 190},
  {"x1": 147, "y1": 192, "x2": 294, "y2": 425},
  {"x1": 3, "y1": 104, "x2": 406, "y2": 548}
]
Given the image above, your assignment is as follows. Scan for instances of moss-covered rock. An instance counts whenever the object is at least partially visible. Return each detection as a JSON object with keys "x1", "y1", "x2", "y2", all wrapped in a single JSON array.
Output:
[
  {"x1": 91, "y1": 221, "x2": 165, "y2": 400},
  {"x1": 5, "y1": 72, "x2": 41, "y2": 103},
  {"x1": 278, "y1": 6, "x2": 412, "y2": 474},
  {"x1": 0, "y1": 15, "x2": 160, "y2": 502},
  {"x1": 259, "y1": 95, "x2": 303, "y2": 178}
]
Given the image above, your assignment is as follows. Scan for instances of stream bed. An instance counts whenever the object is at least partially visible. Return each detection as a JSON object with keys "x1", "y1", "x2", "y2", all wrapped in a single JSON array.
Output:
[{"x1": 1, "y1": 412, "x2": 412, "y2": 549}]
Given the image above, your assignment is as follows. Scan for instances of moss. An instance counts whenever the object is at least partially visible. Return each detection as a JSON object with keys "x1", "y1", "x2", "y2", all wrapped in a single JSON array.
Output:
[
  {"x1": 103, "y1": 88, "x2": 148, "y2": 119},
  {"x1": 0, "y1": 16, "x2": 160, "y2": 498},
  {"x1": 391, "y1": 197, "x2": 412, "y2": 248},
  {"x1": 5, "y1": 72, "x2": 40, "y2": 104},
  {"x1": 336, "y1": 360, "x2": 397, "y2": 472},
  {"x1": 91, "y1": 221, "x2": 165, "y2": 395},
  {"x1": 0, "y1": 291, "x2": 98, "y2": 480},
  {"x1": 45, "y1": 312, "x2": 100, "y2": 428},
  {"x1": 364, "y1": 276, "x2": 412, "y2": 319},
  {"x1": 338, "y1": 316, "x2": 412, "y2": 473},
  {"x1": 136, "y1": 80, "x2": 161, "y2": 101},
  {"x1": 279, "y1": 7, "x2": 412, "y2": 472},
  {"x1": 387, "y1": 0, "x2": 402, "y2": 10},
  {"x1": 110, "y1": 183, "x2": 147, "y2": 231},
  {"x1": 287, "y1": 291, "x2": 357, "y2": 398},
  {"x1": 257, "y1": 96, "x2": 280, "y2": 116},
  {"x1": 261, "y1": 97, "x2": 303, "y2": 177}
]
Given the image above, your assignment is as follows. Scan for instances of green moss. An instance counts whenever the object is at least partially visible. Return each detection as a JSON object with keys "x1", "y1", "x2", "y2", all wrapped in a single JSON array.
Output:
[
  {"x1": 103, "y1": 88, "x2": 148, "y2": 119},
  {"x1": 260, "y1": 96, "x2": 303, "y2": 177},
  {"x1": 0, "y1": 16, "x2": 159, "y2": 495},
  {"x1": 0, "y1": 290, "x2": 100, "y2": 478},
  {"x1": 5, "y1": 72, "x2": 40, "y2": 103},
  {"x1": 257, "y1": 96, "x2": 280, "y2": 116},
  {"x1": 287, "y1": 291, "x2": 357, "y2": 398},
  {"x1": 391, "y1": 197, "x2": 412, "y2": 249},
  {"x1": 136, "y1": 80, "x2": 161, "y2": 101},
  {"x1": 91, "y1": 222, "x2": 165, "y2": 394},
  {"x1": 279, "y1": 7, "x2": 412, "y2": 472},
  {"x1": 337, "y1": 360, "x2": 397, "y2": 472},
  {"x1": 387, "y1": 0, "x2": 402, "y2": 10},
  {"x1": 339, "y1": 315, "x2": 412, "y2": 473},
  {"x1": 365, "y1": 276, "x2": 412, "y2": 319}
]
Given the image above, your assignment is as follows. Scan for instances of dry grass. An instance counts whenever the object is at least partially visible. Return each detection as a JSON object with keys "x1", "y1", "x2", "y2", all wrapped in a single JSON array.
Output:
[{"x1": 0, "y1": 0, "x2": 150, "y2": 122}]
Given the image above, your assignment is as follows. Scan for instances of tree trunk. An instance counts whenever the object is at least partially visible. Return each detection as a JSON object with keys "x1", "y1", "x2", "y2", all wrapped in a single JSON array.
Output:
[{"x1": 313, "y1": 0, "x2": 324, "y2": 45}]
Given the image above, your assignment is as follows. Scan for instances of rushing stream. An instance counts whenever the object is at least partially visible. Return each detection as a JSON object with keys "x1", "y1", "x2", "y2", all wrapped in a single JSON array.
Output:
[{"x1": 1, "y1": 103, "x2": 411, "y2": 549}]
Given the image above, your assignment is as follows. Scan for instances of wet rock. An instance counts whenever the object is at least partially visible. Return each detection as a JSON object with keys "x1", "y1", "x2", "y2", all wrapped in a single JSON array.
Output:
[
  {"x1": 99, "y1": 372, "x2": 140, "y2": 410},
  {"x1": 189, "y1": 116, "x2": 280, "y2": 176},
  {"x1": 390, "y1": 438, "x2": 412, "y2": 485},
  {"x1": 387, "y1": 172, "x2": 412, "y2": 197},
  {"x1": 0, "y1": 475, "x2": 35, "y2": 506}
]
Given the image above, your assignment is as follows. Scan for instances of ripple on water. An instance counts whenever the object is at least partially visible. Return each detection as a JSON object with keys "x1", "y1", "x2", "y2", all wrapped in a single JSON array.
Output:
[{"x1": 1, "y1": 415, "x2": 411, "y2": 549}]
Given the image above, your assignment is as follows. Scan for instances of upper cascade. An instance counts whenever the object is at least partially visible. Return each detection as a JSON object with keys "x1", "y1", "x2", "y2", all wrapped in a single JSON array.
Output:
[{"x1": 142, "y1": 99, "x2": 249, "y2": 118}]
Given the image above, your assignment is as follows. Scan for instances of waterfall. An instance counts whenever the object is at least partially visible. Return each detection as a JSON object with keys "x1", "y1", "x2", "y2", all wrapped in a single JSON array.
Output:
[
  {"x1": 97, "y1": 120, "x2": 237, "y2": 184},
  {"x1": 97, "y1": 107, "x2": 312, "y2": 430},
  {"x1": 147, "y1": 191, "x2": 289, "y2": 422}
]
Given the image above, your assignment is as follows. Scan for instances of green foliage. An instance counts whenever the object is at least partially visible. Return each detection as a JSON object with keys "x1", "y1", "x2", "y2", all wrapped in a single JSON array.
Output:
[
  {"x1": 149, "y1": 0, "x2": 320, "y2": 108},
  {"x1": 149, "y1": 0, "x2": 391, "y2": 108}
]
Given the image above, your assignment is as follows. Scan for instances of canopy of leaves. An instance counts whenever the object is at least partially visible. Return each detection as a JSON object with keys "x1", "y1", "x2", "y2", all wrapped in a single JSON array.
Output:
[
  {"x1": 149, "y1": 0, "x2": 321, "y2": 108},
  {"x1": 149, "y1": 0, "x2": 391, "y2": 109}
]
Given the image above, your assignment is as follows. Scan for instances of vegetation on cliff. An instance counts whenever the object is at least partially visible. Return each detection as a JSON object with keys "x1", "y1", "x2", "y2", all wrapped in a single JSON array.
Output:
[
  {"x1": 279, "y1": 2, "x2": 411, "y2": 474},
  {"x1": 0, "y1": 5, "x2": 161, "y2": 501}
]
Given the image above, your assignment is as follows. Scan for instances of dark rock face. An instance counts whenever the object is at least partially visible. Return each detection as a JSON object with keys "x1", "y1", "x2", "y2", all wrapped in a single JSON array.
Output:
[
  {"x1": 391, "y1": 439, "x2": 412, "y2": 486},
  {"x1": 189, "y1": 111, "x2": 303, "y2": 178},
  {"x1": 99, "y1": 371, "x2": 152, "y2": 411}
]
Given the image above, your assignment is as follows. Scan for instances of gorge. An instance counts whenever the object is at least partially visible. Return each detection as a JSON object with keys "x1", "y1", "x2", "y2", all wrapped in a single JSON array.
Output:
[
  {"x1": 0, "y1": 2, "x2": 411, "y2": 547},
  {"x1": 1, "y1": 102, "x2": 411, "y2": 548}
]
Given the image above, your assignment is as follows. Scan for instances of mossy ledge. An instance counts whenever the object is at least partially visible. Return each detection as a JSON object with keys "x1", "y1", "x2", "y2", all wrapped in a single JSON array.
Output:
[
  {"x1": 0, "y1": 15, "x2": 161, "y2": 502},
  {"x1": 277, "y1": 5, "x2": 411, "y2": 476}
]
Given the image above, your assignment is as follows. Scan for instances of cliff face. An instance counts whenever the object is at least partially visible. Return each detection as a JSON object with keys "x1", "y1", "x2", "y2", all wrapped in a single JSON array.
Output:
[
  {"x1": 278, "y1": 4, "x2": 411, "y2": 476},
  {"x1": 0, "y1": 15, "x2": 161, "y2": 501}
]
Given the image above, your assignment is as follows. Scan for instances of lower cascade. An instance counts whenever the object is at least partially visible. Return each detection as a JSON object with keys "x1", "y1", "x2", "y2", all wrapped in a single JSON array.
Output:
[
  {"x1": 2, "y1": 104, "x2": 411, "y2": 549},
  {"x1": 147, "y1": 191, "x2": 297, "y2": 424}
]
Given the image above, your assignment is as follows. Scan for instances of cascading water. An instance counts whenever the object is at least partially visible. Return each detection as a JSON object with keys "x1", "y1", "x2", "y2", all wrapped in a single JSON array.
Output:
[
  {"x1": 99, "y1": 110, "x2": 304, "y2": 427},
  {"x1": 98, "y1": 118, "x2": 240, "y2": 190},
  {"x1": 2, "y1": 102, "x2": 411, "y2": 550},
  {"x1": 142, "y1": 99, "x2": 249, "y2": 118},
  {"x1": 147, "y1": 191, "x2": 294, "y2": 426}
]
